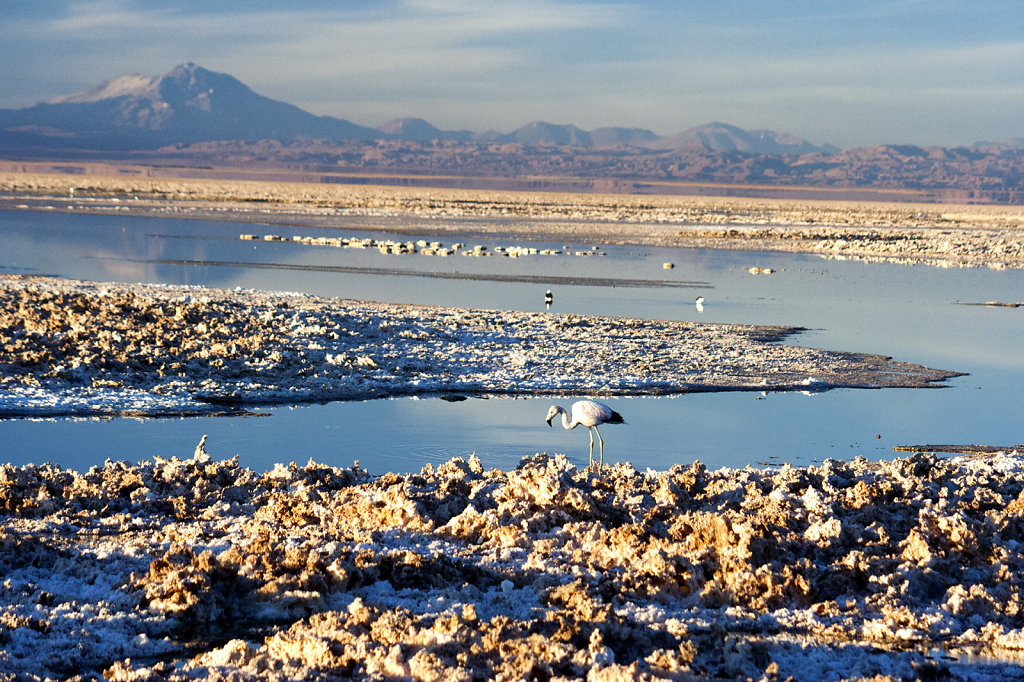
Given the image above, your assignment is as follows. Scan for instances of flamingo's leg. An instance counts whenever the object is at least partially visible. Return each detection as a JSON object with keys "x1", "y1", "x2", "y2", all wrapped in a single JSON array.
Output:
[
  {"x1": 588, "y1": 427, "x2": 596, "y2": 471},
  {"x1": 594, "y1": 426, "x2": 605, "y2": 470}
]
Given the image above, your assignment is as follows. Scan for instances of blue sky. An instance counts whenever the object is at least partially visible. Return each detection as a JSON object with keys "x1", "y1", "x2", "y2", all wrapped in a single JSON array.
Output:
[{"x1": 2, "y1": 0, "x2": 1022, "y2": 148}]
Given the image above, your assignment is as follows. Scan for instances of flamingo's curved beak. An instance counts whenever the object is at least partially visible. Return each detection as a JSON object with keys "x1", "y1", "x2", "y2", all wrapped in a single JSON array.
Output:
[{"x1": 546, "y1": 417, "x2": 553, "y2": 427}]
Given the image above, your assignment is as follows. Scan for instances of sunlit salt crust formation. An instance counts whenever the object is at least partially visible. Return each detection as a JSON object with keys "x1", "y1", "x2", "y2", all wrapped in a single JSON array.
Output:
[
  {"x1": 3, "y1": 444, "x2": 1024, "y2": 680},
  {"x1": 0, "y1": 275, "x2": 956, "y2": 418},
  {"x1": 2, "y1": 172, "x2": 1024, "y2": 270}
]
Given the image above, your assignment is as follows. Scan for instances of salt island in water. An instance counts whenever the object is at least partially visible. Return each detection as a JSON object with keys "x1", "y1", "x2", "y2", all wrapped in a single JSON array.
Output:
[
  {"x1": 0, "y1": 275, "x2": 958, "y2": 419},
  {"x1": 1, "y1": 174, "x2": 1024, "y2": 680}
]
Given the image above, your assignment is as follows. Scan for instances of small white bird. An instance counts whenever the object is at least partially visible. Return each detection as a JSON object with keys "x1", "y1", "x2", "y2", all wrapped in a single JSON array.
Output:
[
  {"x1": 695, "y1": 296, "x2": 704, "y2": 312},
  {"x1": 545, "y1": 400, "x2": 625, "y2": 471}
]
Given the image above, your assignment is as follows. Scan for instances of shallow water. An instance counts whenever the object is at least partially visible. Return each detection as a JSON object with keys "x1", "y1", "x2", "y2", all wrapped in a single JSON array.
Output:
[{"x1": 1, "y1": 208, "x2": 1021, "y2": 473}]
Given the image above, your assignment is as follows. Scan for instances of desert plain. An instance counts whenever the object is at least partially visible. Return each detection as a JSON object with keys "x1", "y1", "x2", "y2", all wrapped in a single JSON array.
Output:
[{"x1": 1, "y1": 172, "x2": 1024, "y2": 680}]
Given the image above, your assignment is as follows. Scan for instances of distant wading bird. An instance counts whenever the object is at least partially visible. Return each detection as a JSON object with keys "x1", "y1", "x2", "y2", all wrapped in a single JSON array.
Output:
[{"x1": 545, "y1": 400, "x2": 625, "y2": 471}]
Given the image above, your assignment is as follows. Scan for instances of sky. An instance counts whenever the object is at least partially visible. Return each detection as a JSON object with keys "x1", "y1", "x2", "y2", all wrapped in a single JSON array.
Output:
[{"x1": 1, "y1": 0, "x2": 1022, "y2": 149}]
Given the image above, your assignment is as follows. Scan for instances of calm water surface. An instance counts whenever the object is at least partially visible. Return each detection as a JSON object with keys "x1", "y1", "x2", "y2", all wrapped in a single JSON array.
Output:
[{"x1": 1, "y1": 208, "x2": 1021, "y2": 473}]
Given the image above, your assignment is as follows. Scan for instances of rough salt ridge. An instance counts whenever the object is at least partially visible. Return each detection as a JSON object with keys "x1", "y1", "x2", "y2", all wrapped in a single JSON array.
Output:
[
  {"x1": 0, "y1": 275, "x2": 957, "y2": 418},
  {"x1": 3, "y1": 444, "x2": 1024, "y2": 680}
]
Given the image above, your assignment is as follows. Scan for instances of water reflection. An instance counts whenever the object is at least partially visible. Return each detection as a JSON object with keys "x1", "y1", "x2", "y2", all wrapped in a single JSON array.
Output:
[{"x1": 1, "y1": 208, "x2": 1021, "y2": 473}]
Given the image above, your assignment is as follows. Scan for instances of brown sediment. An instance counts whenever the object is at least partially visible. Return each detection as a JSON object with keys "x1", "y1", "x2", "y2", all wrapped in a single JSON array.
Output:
[{"x1": 894, "y1": 444, "x2": 1024, "y2": 455}]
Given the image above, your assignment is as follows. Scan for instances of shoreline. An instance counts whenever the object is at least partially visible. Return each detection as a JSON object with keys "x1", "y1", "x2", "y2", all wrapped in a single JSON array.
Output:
[{"x1": 2, "y1": 171, "x2": 1023, "y2": 270}]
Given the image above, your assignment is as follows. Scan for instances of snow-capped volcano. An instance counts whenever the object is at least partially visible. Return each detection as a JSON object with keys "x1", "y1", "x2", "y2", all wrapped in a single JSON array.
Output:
[
  {"x1": 0, "y1": 63, "x2": 378, "y2": 150},
  {"x1": 48, "y1": 73, "x2": 162, "y2": 104}
]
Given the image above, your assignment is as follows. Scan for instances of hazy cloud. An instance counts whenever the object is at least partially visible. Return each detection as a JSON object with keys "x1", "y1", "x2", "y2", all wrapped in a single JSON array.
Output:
[{"x1": 1, "y1": 0, "x2": 1021, "y2": 146}]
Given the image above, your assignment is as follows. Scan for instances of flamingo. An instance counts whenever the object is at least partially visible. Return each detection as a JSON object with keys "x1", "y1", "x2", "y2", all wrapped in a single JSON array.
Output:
[{"x1": 545, "y1": 400, "x2": 625, "y2": 471}]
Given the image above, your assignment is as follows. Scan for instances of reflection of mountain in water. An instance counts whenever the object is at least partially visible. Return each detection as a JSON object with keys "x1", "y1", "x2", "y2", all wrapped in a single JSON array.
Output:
[{"x1": 0, "y1": 209, "x2": 239, "y2": 288}]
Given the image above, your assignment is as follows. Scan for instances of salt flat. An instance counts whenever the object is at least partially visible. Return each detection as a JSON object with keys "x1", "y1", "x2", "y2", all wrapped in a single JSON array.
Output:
[
  {"x1": 2, "y1": 172, "x2": 1023, "y2": 270},
  {"x1": 1, "y1": 174, "x2": 1021, "y2": 680}
]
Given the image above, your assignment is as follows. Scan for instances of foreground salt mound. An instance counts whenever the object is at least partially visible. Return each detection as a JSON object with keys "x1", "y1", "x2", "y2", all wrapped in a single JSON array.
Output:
[{"x1": 3, "y1": 445, "x2": 1024, "y2": 680}]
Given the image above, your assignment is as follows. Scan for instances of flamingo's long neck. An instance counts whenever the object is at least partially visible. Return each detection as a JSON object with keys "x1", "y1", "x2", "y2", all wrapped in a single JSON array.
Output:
[{"x1": 561, "y1": 409, "x2": 577, "y2": 430}]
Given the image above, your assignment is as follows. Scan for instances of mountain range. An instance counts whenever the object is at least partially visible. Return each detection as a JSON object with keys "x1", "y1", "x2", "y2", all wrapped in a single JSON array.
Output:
[
  {"x1": 0, "y1": 64, "x2": 1020, "y2": 202},
  {"x1": 0, "y1": 63, "x2": 837, "y2": 155}
]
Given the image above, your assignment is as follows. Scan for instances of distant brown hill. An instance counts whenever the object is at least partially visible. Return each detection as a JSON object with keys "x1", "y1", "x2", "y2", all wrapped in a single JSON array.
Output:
[
  {"x1": 131, "y1": 137, "x2": 1022, "y2": 203},
  {"x1": 1, "y1": 63, "x2": 1021, "y2": 202}
]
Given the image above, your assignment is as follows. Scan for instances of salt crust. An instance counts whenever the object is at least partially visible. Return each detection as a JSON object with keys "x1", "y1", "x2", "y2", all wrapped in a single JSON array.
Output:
[
  {"x1": 3, "y1": 172, "x2": 1023, "y2": 270},
  {"x1": 3, "y1": 443, "x2": 1024, "y2": 680},
  {"x1": 0, "y1": 275, "x2": 956, "y2": 418}
]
